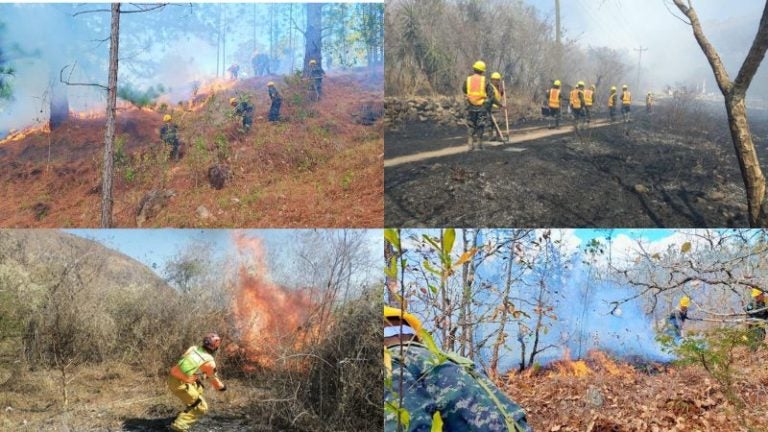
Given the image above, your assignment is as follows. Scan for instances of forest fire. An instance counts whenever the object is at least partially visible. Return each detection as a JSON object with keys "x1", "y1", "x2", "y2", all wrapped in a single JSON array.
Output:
[
  {"x1": 0, "y1": 123, "x2": 49, "y2": 146},
  {"x1": 230, "y1": 234, "x2": 318, "y2": 371},
  {"x1": 544, "y1": 350, "x2": 641, "y2": 379}
]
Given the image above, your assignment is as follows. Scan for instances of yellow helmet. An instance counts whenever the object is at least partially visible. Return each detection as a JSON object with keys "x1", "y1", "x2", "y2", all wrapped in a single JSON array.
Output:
[
  {"x1": 229, "y1": 97, "x2": 237, "y2": 105},
  {"x1": 679, "y1": 296, "x2": 691, "y2": 308},
  {"x1": 611, "y1": 86, "x2": 617, "y2": 91},
  {"x1": 622, "y1": 84, "x2": 628, "y2": 89},
  {"x1": 472, "y1": 60, "x2": 486, "y2": 72},
  {"x1": 577, "y1": 81, "x2": 585, "y2": 87},
  {"x1": 553, "y1": 80, "x2": 561, "y2": 87},
  {"x1": 384, "y1": 306, "x2": 423, "y2": 335},
  {"x1": 267, "y1": 81, "x2": 275, "y2": 87},
  {"x1": 752, "y1": 288, "x2": 764, "y2": 298},
  {"x1": 490, "y1": 72, "x2": 502, "y2": 80},
  {"x1": 309, "y1": 59, "x2": 317, "y2": 65},
  {"x1": 162, "y1": 114, "x2": 172, "y2": 123}
]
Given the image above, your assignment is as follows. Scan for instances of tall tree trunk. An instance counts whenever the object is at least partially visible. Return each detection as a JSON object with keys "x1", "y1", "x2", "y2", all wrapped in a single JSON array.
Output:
[
  {"x1": 673, "y1": 0, "x2": 768, "y2": 226},
  {"x1": 528, "y1": 280, "x2": 546, "y2": 366},
  {"x1": 489, "y1": 243, "x2": 515, "y2": 378},
  {"x1": 101, "y1": 3, "x2": 120, "y2": 228},
  {"x1": 49, "y1": 77, "x2": 69, "y2": 130},
  {"x1": 304, "y1": 3, "x2": 324, "y2": 69}
]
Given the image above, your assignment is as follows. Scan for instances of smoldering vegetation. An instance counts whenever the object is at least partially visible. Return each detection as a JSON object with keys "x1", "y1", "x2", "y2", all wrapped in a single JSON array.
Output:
[{"x1": 0, "y1": 229, "x2": 382, "y2": 432}]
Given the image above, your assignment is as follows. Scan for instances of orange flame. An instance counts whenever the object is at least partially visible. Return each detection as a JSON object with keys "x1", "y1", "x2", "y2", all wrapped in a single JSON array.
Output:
[
  {"x1": 231, "y1": 233, "x2": 317, "y2": 370},
  {"x1": 0, "y1": 124, "x2": 50, "y2": 146},
  {"x1": 548, "y1": 348, "x2": 593, "y2": 377}
]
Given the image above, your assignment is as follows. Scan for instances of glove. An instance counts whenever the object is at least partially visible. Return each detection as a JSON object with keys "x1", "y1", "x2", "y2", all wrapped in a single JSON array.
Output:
[
  {"x1": 195, "y1": 379, "x2": 205, "y2": 388},
  {"x1": 219, "y1": 386, "x2": 227, "y2": 392}
]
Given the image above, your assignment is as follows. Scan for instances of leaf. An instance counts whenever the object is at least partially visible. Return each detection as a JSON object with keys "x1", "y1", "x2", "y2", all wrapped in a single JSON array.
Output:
[
  {"x1": 681, "y1": 242, "x2": 692, "y2": 253},
  {"x1": 431, "y1": 411, "x2": 444, "y2": 432},
  {"x1": 423, "y1": 260, "x2": 442, "y2": 276},
  {"x1": 442, "y1": 228, "x2": 456, "y2": 256},
  {"x1": 651, "y1": 253, "x2": 661, "y2": 260},
  {"x1": 385, "y1": 255, "x2": 398, "y2": 279},
  {"x1": 453, "y1": 248, "x2": 477, "y2": 267},
  {"x1": 422, "y1": 234, "x2": 441, "y2": 251},
  {"x1": 427, "y1": 283, "x2": 438, "y2": 294},
  {"x1": 384, "y1": 228, "x2": 400, "y2": 250}
]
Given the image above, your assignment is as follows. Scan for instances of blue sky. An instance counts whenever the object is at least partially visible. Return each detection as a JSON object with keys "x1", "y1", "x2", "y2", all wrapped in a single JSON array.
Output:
[
  {"x1": 66, "y1": 229, "x2": 328, "y2": 274},
  {"x1": 573, "y1": 228, "x2": 673, "y2": 243}
]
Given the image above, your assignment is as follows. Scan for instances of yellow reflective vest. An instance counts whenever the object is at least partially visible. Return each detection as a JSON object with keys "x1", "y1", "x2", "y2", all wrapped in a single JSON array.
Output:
[
  {"x1": 466, "y1": 75, "x2": 487, "y2": 106},
  {"x1": 584, "y1": 89, "x2": 594, "y2": 106},
  {"x1": 548, "y1": 88, "x2": 561, "y2": 109},
  {"x1": 622, "y1": 90, "x2": 632, "y2": 105},
  {"x1": 570, "y1": 89, "x2": 583, "y2": 109}
]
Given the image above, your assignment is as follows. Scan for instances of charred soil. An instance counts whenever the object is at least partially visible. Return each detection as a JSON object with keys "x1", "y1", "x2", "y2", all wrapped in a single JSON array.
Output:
[
  {"x1": 385, "y1": 107, "x2": 768, "y2": 227},
  {"x1": 0, "y1": 70, "x2": 383, "y2": 228}
]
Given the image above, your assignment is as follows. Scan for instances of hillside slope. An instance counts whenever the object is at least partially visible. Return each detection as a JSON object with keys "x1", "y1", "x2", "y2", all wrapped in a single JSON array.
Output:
[{"x1": 0, "y1": 69, "x2": 384, "y2": 227}]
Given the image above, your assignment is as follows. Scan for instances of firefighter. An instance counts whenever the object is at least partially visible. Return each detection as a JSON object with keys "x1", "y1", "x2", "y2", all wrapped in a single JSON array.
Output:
[
  {"x1": 569, "y1": 81, "x2": 586, "y2": 131},
  {"x1": 584, "y1": 84, "x2": 596, "y2": 123},
  {"x1": 666, "y1": 296, "x2": 691, "y2": 343},
  {"x1": 461, "y1": 60, "x2": 503, "y2": 150},
  {"x1": 608, "y1": 86, "x2": 618, "y2": 122},
  {"x1": 306, "y1": 59, "x2": 325, "y2": 100},
  {"x1": 547, "y1": 80, "x2": 563, "y2": 129},
  {"x1": 230, "y1": 96, "x2": 254, "y2": 132},
  {"x1": 383, "y1": 306, "x2": 532, "y2": 432},
  {"x1": 227, "y1": 63, "x2": 240, "y2": 80},
  {"x1": 489, "y1": 72, "x2": 505, "y2": 141},
  {"x1": 646, "y1": 92, "x2": 653, "y2": 113},
  {"x1": 160, "y1": 114, "x2": 181, "y2": 161},
  {"x1": 746, "y1": 288, "x2": 768, "y2": 350},
  {"x1": 267, "y1": 82, "x2": 282, "y2": 122},
  {"x1": 251, "y1": 50, "x2": 270, "y2": 76},
  {"x1": 168, "y1": 333, "x2": 227, "y2": 432},
  {"x1": 621, "y1": 84, "x2": 632, "y2": 123}
]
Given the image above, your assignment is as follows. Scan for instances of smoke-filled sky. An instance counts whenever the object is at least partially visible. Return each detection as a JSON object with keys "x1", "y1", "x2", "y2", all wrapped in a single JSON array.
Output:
[
  {"x1": 523, "y1": 0, "x2": 767, "y2": 97},
  {"x1": 66, "y1": 229, "x2": 383, "y2": 286},
  {"x1": 0, "y1": 2, "x2": 382, "y2": 132}
]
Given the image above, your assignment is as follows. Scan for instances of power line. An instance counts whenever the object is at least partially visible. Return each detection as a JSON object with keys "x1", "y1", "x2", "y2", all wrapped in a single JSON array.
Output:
[{"x1": 634, "y1": 46, "x2": 648, "y2": 91}]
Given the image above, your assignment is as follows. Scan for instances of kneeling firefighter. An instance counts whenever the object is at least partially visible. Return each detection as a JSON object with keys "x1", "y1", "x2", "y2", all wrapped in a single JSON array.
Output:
[
  {"x1": 168, "y1": 333, "x2": 227, "y2": 432},
  {"x1": 384, "y1": 306, "x2": 532, "y2": 432}
]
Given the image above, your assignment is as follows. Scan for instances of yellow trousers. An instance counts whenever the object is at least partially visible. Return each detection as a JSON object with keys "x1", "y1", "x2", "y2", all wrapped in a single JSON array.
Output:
[{"x1": 167, "y1": 375, "x2": 208, "y2": 431}]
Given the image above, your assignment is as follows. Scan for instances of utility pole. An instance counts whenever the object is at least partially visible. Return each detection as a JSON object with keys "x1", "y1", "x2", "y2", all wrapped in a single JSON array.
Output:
[
  {"x1": 634, "y1": 46, "x2": 648, "y2": 91},
  {"x1": 555, "y1": 0, "x2": 562, "y2": 78}
]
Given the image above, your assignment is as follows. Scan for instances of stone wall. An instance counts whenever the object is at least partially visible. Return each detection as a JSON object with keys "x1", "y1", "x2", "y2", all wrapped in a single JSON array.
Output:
[{"x1": 385, "y1": 96, "x2": 537, "y2": 129}]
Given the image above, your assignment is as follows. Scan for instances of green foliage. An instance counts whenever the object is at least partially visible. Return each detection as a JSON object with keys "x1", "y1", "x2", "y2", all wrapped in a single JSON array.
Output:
[
  {"x1": 189, "y1": 137, "x2": 211, "y2": 188},
  {"x1": 341, "y1": 171, "x2": 354, "y2": 191},
  {"x1": 214, "y1": 133, "x2": 230, "y2": 162},
  {"x1": 659, "y1": 328, "x2": 753, "y2": 407},
  {"x1": 113, "y1": 135, "x2": 128, "y2": 167},
  {"x1": 117, "y1": 83, "x2": 165, "y2": 108}
]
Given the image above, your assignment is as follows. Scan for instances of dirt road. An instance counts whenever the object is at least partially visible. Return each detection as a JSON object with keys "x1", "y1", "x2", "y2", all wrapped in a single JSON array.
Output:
[{"x1": 385, "y1": 110, "x2": 768, "y2": 227}]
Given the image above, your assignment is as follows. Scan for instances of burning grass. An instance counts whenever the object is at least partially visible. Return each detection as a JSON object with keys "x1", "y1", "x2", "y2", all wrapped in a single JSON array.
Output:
[
  {"x1": 0, "y1": 69, "x2": 384, "y2": 228},
  {"x1": 503, "y1": 349, "x2": 768, "y2": 432}
]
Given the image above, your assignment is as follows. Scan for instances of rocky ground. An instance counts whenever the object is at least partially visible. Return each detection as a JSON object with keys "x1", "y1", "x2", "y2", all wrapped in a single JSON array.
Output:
[{"x1": 385, "y1": 102, "x2": 768, "y2": 228}]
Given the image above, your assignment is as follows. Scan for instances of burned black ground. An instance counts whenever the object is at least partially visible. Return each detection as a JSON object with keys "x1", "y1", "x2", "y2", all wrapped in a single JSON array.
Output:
[{"x1": 385, "y1": 107, "x2": 768, "y2": 227}]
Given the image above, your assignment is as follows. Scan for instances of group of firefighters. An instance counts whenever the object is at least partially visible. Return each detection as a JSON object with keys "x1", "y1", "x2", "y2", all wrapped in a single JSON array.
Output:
[
  {"x1": 159, "y1": 59, "x2": 326, "y2": 160},
  {"x1": 462, "y1": 60, "x2": 655, "y2": 148},
  {"x1": 545, "y1": 81, "x2": 650, "y2": 129},
  {"x1": 666, "y1": 287, "x2": 768, "y2": 349}
]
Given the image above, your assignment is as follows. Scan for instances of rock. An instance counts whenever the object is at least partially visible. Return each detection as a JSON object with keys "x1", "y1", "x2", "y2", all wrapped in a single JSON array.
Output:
[
  {"x1": 136, "y1": 189, "x2": 175, "y2": 227},
  {"x1": 633, "y1": 184, "x2": 649, "y2": 194},
  {"x1": 207, "y1": 164, "x2": 232, "y2": 190},
  {"x1": 430, "y1": 163, "x2": 444, "y2": 172},
  {"x1": 196, "y1": 205, "x2": 211, "y2": 219},
  {"x1": 706, "y1": 190, "x2": 726, "y2": 201},
  {"x1": 584, "y1": 386, "x2": 604, "y2": 407}
]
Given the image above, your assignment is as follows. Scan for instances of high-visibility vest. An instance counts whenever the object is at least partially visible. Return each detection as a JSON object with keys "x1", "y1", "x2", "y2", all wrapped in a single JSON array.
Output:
[
  {"x1": 491, "y1": 84, "x2": 502, "y2": 108},
  {"x1": 570, "y1": 89, "x2": 582, "y2": 109},
  {"x1": 466, "y1": 75, "x2": 487, "y2": 106},
  {"x1": 608, "y1": 93, "x2": 616, "y2": 108},
  {"x1": 177, "y1": 346, "x2": 214, "y2": 376},
  {"x1": 584, "y1": 89, "x2": 594, "y2": 106},
  {"x1": 622, "y1": 91, "x2": 632, "y2": 105},
  {"x1": 548, "y1": 88, "x2": 560, "y2": 109}
]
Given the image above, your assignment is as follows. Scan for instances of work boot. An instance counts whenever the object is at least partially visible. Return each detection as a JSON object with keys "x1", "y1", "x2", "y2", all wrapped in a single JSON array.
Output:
[{"x1": 467, "y1": 135, "x2": 474, "y2": 150}]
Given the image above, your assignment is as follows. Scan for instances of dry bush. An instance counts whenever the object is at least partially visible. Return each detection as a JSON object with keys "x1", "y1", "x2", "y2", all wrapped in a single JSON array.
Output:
[{"x1": 245, "y1": 289, "x2": 382, "y2": 432}]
